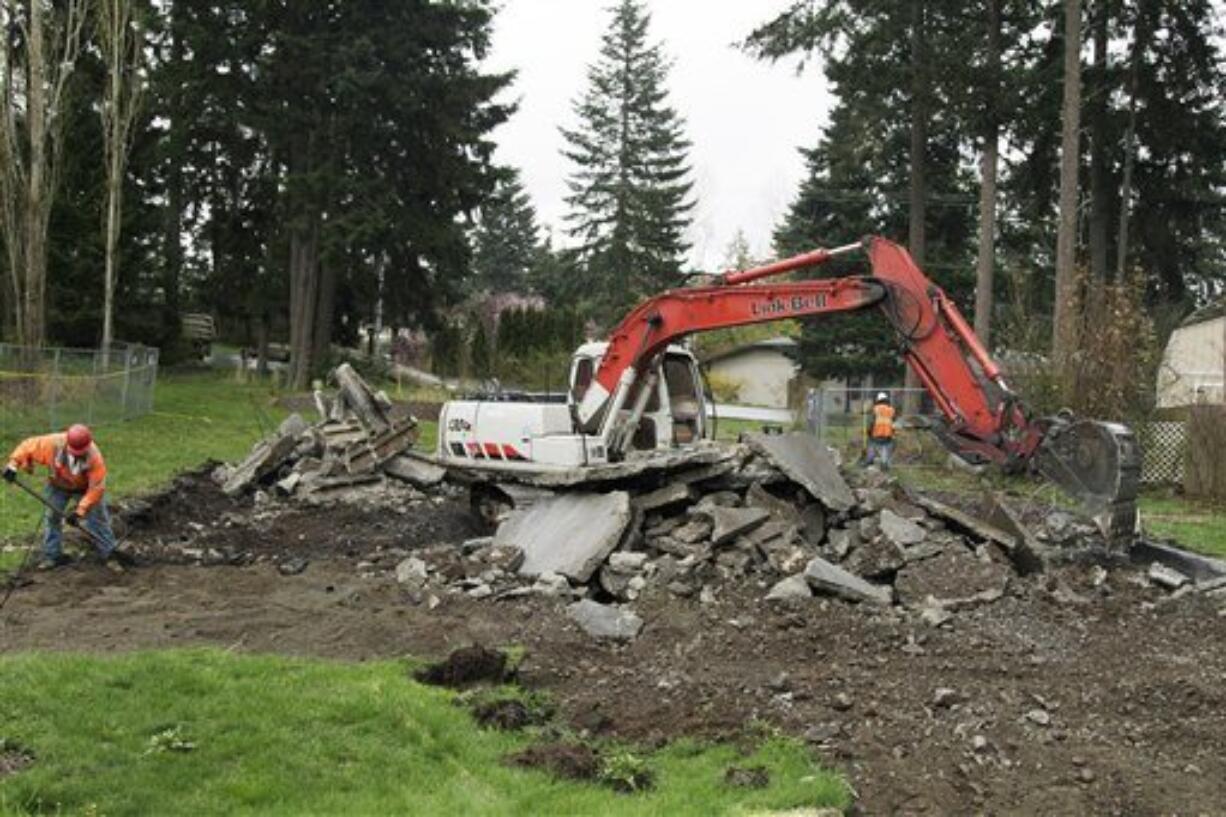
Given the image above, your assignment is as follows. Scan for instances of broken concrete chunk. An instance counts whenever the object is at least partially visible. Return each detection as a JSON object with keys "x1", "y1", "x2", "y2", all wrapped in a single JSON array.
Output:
[
  {"x1": 745, "y1": 483, "x2": 800, "y2": 523},
  {"x1": 879, "y1": 509, "x2": 927, "y2": 547},
  {"x1": 383, "y1": 454, "x2": 446, "y2": 488},
  {"x1": 631, "y1": 482, "x2": 697, "y2": 513},
  {"x1": 844, "y1": 536, "x2": 905, "y2": 579},
  {"x1": 743, "y1": 432, "x2": 855, "y2": 512},
  {"x1": 274, "y1": 472, "x2": 302, "y2": 497},
  {"x1": 798, "y1": 503, "x2": 827, "y2": 547},
  {"x1": 567, "y1": 599, "x2": 643, "y2": 641},
  {"x1": 500, "y1": 491, "x2": 632, "y2": 583},
  {"x1": 278, "y1": 413, "x2": 309, "y2": 439},
  {"x1": 1148, "y1": 562, "x2": 1189, "y2": 590},
  {"x1": 396, "y1": 557, "x2": 429, "y2": 588},
  {"x1": 825, "y1": 527, "x2": 857, "y2": 561},
  {"x1": 709, "y1": 506, "x2": 770, "y2": 546},
  {"x1": 223, "y1": 432, "x2": 300, "y2": 497},
  {"x1": 765, "y1": 573, "x2": 813, "y2": 601},
  {"x1": 608, "y1": 551, "x2": 648, "y2": 572},
  {"x1": 803, "y1": 556, "x2": 894, "y2": 605},
  {"x1": 912, "y1": 494, "x2": 1018, "y2": 551},
  {"x1": 672, "y1": 515, "x2": 715, "y2": 545},
  {"x1": 532, "y1": 572, "x2": 572, "y2": 597}
]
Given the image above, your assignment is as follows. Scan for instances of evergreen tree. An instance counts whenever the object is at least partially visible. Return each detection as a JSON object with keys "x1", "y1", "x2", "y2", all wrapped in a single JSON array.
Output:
[
  {"x1": 471, "y1": 168, "x2": 541, "y2": 294},
  {"x1": 561, "y1": 0, "x2": 694, "y2": 314},
  {"x1": 747, "y1": 2, "x2": 976, "y2": 382}
]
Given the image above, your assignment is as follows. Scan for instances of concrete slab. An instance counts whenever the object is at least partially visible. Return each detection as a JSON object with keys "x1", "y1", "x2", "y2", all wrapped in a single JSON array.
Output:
[
  {"x1": 804, "y1": 556, "x2": 894, "y2": 605},
  {"x1": 744, "y1": 432, "x2": 855, "y2": 512},
  {"x1": 223, "y1": 432, "x2": 300, "y2": 496},
  {"x1": 631, "y1": 482, "x2": 697, "y2": 513},
  {"x1": 500, "y1": 491, "x2": 633, "y2": 583},
  {"x1": 766, "y1": 573, "x2": 813, "y2": 601},
  {"x1": 911, "y1": 494, "x2": 1017, "y2": 551},
  {"x1": 383, "y1": 454, "x2": 446, "y2": 488},
  {"x1": 709, "y1": 506, "x2": 770, "y2": 546},
  {"x1": 879, "y1": 509, "x2": 927, "y2": 547},
  {"x1": 1131, "y1": 539, "x2": 1226, "y2": 583},
  {"x1": 567, "y1": 599, "x2": 643, "y2": 641}
]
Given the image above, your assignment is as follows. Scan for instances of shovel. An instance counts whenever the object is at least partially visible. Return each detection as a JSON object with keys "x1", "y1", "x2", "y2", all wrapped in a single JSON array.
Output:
[{"x1": 7, "y1": 473, "x2": 134, "y2": 565}]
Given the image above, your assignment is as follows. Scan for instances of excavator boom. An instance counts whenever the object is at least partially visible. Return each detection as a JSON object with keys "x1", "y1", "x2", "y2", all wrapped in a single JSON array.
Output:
[{"x1": 578, "y1": 236, "x2": 1139, "y2": 544}]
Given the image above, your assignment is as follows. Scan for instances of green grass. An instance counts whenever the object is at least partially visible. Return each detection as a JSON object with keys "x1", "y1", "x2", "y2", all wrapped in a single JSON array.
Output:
[
  {"x1": 1138, "y1": 491, "x2": 1226, "y2": 558},
  {"x1": 0, "y1": 650, "x2": 850, "y2": 817}
]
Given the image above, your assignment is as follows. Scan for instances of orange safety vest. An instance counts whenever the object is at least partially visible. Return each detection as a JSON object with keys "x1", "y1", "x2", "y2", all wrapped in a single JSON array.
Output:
[
  {"x1": 8, "y1": 433, "x2": 108, "y2": 515},
  {"x1": 870, "y1": 404, "x2": 895, "y2": 440}
]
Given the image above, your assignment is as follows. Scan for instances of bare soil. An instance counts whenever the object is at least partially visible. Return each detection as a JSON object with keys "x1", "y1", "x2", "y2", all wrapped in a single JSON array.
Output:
[
  {"x1": 2, "y1": 471, "x2": 1225, "y2": 815},
  {"x1": 506, "y1": 742, "x2": 600, "y2": 781},
  {"x1": 0, "y1": 749, "x2": 33, "y2": 779}
]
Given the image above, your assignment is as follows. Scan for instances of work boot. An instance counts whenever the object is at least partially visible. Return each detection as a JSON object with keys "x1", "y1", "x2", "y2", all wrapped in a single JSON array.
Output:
[
  {"x1": 104, "y1": 558, "x2": 125, "y2": 575},
  {"x1": 36, "y1": 554, "x2": 71, "y2": 571}
]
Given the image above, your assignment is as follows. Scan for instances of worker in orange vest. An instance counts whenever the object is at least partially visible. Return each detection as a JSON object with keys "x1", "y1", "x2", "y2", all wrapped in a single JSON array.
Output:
[
  {"x1": 865, "y1": 391, "x2": 896, "y2": 470},
  {"x1": 3, "y1": 424, "x2": 119, "y2": 570}
]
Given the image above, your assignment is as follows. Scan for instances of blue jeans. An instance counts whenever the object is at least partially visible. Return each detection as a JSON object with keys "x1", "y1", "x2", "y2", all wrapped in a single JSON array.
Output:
[
  {"x1": 866, "y1": 438, "x2": 894, "y2": 470},
  {"x1": 43, "y1": 484, "x2": 116, "y2": 560}
]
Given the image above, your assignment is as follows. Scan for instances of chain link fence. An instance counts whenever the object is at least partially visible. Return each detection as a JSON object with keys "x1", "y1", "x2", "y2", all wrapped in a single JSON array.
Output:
[
  {"x1": 803, "y1": 385, "x2": 948, "y2": 468},
  {"x1": 1137, "y1": 420, "x2": 1186, "y2": 486},
  {"x1": 0, "y1": 343, "x2": 159, "y2": 437}
]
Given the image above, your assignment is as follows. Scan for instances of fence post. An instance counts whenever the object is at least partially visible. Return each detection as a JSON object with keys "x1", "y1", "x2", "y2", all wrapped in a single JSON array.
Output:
[
  {"x1": 121, "y1": 346, "x2": 132, "y2": 420},
  {"x1": 50, "y1": 348, "x2": 61, "y2": 430}
]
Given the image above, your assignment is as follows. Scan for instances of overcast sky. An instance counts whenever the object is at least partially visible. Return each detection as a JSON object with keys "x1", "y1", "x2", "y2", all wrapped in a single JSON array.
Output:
[{"x1": 484, "y1": 1, "x2": 833, "y2": 272}]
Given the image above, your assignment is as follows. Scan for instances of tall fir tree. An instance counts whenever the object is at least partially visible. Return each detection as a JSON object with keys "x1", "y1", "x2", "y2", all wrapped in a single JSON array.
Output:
[
  {"x1": 561, "y1": 0, "x2": 694, "y2": 315},
  {"x1": 747, "y1": 1, "x2": 976, "y2": 383},
  {"x1": 470, "y1": 168, "x2": 541, "y2": 294}
]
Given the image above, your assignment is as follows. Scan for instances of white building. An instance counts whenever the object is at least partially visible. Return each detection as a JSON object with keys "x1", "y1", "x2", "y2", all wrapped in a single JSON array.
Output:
[
  {"x1": 703, "y1": 337, "x2": 799, "y2": 409},
  {"x1": 1156, "y1": 303, "x2": 1225, "y2": 408}
]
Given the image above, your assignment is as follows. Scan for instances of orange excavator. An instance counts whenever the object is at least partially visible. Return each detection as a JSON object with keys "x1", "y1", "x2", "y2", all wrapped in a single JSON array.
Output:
[{"x1": 439, "y1": 236, "x2": 1139, "y2": 543}]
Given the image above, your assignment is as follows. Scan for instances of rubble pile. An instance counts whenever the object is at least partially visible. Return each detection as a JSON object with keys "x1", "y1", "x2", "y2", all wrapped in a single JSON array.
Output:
[
  {"x1": 391, "y1": 431, "x2": 1187, "y2": 641},
  {"x1": 216, "y1": 363, "x2": 444, "y2": 501}
]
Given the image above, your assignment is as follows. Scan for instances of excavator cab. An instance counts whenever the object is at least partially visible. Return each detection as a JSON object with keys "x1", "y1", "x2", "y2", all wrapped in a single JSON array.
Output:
[{"x1": 569, "y1": 342, "x2": 707, "y2": 451}]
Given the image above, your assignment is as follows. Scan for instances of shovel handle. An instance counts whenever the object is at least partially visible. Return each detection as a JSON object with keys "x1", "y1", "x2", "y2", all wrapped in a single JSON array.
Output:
[{"x1": 8, "y1": 474, "x2": 111, "y2": 552}]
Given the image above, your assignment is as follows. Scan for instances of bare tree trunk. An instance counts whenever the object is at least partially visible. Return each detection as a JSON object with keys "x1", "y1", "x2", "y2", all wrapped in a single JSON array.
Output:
[
  {"x1": 288, "y1": 211, "x2": 321, "y2": 390},
  {"x1": 903, "y1": 0, "x2": 927, "y2": 412},
  {"x1": 1052, "y1": 0, "x2": 1083, "y2": 362},
  {"x1": 974, "y1": 0, "x2": 1001, "y2": 345},
  {"x1": 1087, "y1": 0, "x2": 1110, "y2": 282},
  {"x1": 99, "y1": 0, "x2": 146, "y2": 360},
  {"x1": 1116, "y1": 0, "x2": 1150, "y2": 280},
  {"x1": 0, "y1": 0, "x2": 86, "y2": 349},
  {"x1": 310, "y1": 255, "x2": 336, "y2": 374}
]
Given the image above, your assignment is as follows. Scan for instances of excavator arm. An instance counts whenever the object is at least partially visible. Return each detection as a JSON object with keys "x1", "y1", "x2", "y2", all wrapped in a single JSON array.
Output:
[{"x1": 578, "y1": 236, "x2": 1138, "y2": 543}]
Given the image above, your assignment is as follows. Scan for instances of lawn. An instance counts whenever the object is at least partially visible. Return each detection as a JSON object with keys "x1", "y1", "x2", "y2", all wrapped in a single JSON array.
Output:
[{"x1": 0, "y1": 650, "x2": 850, "y2": 817}]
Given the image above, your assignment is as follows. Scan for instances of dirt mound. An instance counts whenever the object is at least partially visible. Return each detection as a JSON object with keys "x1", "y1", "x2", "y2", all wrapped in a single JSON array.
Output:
[
  {"x1": 0, "y1": 741, "x2": 33, "y2": 778},
  {"x1": 724, "y1": 765, "x2": 770, "y2": 789},
  {"x1": 471, "y1": 698, "x2": 549, "y2": 731},
  {"x1": 505, "y1": 743, "x2": 599, "y2": 781},
  {"x1": 414, "y1": 645, "x2": 508, "y2": 688}
]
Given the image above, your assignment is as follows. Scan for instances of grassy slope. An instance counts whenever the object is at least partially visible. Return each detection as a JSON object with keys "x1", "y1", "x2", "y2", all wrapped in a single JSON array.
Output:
[{"x1": 0, "y1": 650, "x2": 849, "y2": 817}]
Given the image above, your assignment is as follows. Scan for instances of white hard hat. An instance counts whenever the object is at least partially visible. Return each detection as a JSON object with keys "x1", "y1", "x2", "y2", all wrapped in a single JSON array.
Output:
[{"x1": 876, "y1": 391, "x2": 889, "y2": 402}]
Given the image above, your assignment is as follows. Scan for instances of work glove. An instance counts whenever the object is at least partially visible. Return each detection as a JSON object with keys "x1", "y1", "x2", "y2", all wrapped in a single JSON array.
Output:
[
  {"x1": 65, "y1": 514, "x2": 81, "y2": 528},
  {"x1": 2, "y1": 463, "x2": 16, "y2": 483}
]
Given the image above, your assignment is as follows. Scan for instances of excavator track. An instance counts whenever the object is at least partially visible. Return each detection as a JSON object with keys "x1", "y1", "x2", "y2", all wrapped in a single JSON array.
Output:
[{"x1": 1034, "y1": 419, "x2": 1141, "y2": 547}]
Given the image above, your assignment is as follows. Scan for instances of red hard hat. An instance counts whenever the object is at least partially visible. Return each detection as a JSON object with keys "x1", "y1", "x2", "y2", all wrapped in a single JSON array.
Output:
[{"x1": 65, "y1": 424, "x2": 92, "y2": 456}]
